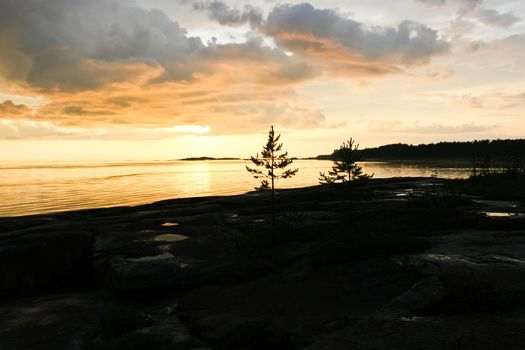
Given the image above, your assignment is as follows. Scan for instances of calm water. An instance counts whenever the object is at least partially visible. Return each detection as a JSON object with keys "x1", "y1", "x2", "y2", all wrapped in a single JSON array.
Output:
[{"x1": 0, "y1": 160, "x2": 473, "y2": 217}]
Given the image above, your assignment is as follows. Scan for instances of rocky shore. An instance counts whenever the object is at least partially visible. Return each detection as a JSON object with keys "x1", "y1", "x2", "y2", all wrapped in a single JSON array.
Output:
[{"x1": 1, "y1": 177, "x2": 525, "y2": 349}]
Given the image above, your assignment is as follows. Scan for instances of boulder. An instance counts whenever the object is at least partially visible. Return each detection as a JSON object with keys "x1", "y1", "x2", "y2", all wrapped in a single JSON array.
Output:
[
  {"x1": 399, "y1": 230, "x2": 525, "y2": 305},
  {"x1": 393, "y1": 276, "x2": 448, "y2": 313},
  {"x1": 0, "y1": 292, "x2": 101, "y2": 349},
  {"x1": 0, "y1": 228, "x2": 92, "y2": 297}
]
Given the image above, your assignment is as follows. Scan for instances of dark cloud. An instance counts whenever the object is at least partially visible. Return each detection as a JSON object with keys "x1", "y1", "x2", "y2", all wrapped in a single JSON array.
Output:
[
  {"x1": 189, "y1": 2, "x2": 450, "y2": 66},
  {"x1": 63, "y1": 105, "x2": 116, "y2": 116},
  {"x1": 0, "y1": 0, "x2": 319, "y2": 91},
  {"x1": 0, "y1": 0, "x2": 206, "y2": 91},
  {"x1": 192, "y1": 1, "x2": 263, "y2": 27},
  {"x1": 415, "y1": 0, "x2": 446, "y2": 5},
  {"x1": 25, "y1": 46, "x2": 138, "y2": 91},
  {"x1": 264, "y1": 3, "x2": 449, "y2": 65}
]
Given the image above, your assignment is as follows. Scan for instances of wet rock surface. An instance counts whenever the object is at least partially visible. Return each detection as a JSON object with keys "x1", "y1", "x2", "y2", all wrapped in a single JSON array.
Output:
[{"x1": 1, "y1": 178, "x2": 525, "y2": 349}]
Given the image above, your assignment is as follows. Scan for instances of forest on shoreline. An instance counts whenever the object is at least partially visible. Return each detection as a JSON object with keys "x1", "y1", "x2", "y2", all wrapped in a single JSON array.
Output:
[{"x1": 314, "y1": 139, "x2": 525, "y2": 162}]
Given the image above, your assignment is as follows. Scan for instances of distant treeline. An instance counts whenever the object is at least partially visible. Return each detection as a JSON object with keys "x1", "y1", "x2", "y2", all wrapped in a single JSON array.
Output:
[{"x1": 315, "y1": 139, "x2": 525, "y2": 162}]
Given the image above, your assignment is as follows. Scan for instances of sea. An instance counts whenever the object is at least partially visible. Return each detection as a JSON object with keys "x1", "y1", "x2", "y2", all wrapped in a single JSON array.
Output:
[{"x1": 0, "y1": 159, "x2": 475, "y2": 217}]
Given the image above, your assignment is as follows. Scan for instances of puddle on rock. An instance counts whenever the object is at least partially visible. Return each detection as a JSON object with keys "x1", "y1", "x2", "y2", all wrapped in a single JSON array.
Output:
[
  {"x1": 161, "y1": 222, "x2": 179, "y2": 227},
  {"x1": 484, "y1": 212, "x2": 524, "y2": 218},
  {"x1": 155, "y1": 234, "x2": 188, "y2": 242},
  {"x1": 395, "y1": 192, "x2": 411, "y2": 197}
]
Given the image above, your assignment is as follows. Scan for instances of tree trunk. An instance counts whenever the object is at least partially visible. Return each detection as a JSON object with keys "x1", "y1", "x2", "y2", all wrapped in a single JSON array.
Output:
[
  {"x1": 347, "y1": 171, "x2": 352, "y2": 225},
  {"x1": 271, "y1": 150, "x2": 276, "y2": 241}
]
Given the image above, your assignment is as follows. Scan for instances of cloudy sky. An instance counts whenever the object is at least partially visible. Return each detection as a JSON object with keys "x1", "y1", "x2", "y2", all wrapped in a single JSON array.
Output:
[{"x1": 0, "y1": 0, "x2": 524, "y2": 161}]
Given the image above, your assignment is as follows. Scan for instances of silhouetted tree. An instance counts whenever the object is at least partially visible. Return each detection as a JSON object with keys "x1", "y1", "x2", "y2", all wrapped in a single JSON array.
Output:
[
  {"x1": 246, "y1": 126, "x2": 298, "y2": 234},
  {"x1": 320, "y1": 138, "x2": 372, "y2": 223}
]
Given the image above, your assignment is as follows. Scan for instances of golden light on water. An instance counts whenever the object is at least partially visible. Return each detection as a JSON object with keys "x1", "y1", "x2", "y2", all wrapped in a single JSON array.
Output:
[{"x1": 0, "y1": 160, "x2": 476, "y2": 217}]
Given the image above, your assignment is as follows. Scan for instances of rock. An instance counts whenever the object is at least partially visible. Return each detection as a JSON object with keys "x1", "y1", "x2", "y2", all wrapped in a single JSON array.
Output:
[
  {"x1": 0, "y1": 217, "x2": 59, "y2": 235},
  {"x1": 305, "y1": 313, "x2": 525, "y2": 350},
  {"x1": 106, "y1": 254, "x2": 183, "y2": 291},
  {"x1": 177, "y1": 258, "x2": 415, "y2": 345},
  {"x1": 0, "y1": 292, "x2": 101, "y2": 350},
  {"x1": 135, "y1": 314, "x2": 195, "y2": 348},
  {"x1": 407, "y1": 253, "x2": 525, "y2": 299},
  {"x1": 393, "y1": 276, "x2": 448, "y2": 313},
  {"x1": 100, "y1": 226, "x2": 242, "y2": 291},
  {"x1": 399, "y1": 230, "x2": 525, "y2": 305},
  {"x1": 93, "y1": 230, "x2": 164, "y2": 257},
  {"x1": 166, "y1": 213, "x2": 224, "y2": 226},
  {"x1": 0, "y1": 228, "x2": 92, "y2": 297}
]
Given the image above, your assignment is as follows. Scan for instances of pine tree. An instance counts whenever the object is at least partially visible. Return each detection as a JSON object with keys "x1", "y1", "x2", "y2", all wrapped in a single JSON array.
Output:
[
  {"x1": 246, "y1": 126, "x2": 298, "y2": 234},
  {"x1": 319, "y1": 138, "x2": 372, "y2": 223}
]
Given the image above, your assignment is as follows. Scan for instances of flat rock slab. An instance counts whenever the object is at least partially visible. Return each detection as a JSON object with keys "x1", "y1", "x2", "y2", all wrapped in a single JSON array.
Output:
[
  {"x1": 0, "y1": 229, "x2": 92, "y2": 297},
  {"x1": 0, "y1": 292, "x2": 101, "y2": 350},
  {"x1": 96, "y1": 226, "x2": 242, "y2": 291},
  {"x1": 306, "y1": 312, "x2": 525, "y2": 350},
  {"x1": 177, "y1": 258, "x2": 417, "y2": 344},
  {"x1": 406, "y1": 230, "x2": 525, "y2": 278}
]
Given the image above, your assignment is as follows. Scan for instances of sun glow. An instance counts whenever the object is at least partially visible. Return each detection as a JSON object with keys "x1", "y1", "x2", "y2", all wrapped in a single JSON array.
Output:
[{"x1": 168, "y1": 125, "x2": 211, "y2": 134}]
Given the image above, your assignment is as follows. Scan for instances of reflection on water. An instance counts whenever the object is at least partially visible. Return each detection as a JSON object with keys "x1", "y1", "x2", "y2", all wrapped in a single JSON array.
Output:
[{"x1": 0, "y1": 160, "x2": 475, "y2": 217}]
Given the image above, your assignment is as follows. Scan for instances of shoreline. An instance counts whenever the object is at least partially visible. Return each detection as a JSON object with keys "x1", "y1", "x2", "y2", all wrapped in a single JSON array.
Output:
[{"x1": 0, "y1": 176, "x2": 441, "y2": 220}]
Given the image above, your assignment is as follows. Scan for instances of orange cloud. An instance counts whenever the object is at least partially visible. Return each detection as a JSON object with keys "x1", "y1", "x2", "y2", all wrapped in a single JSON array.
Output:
[
  {"x1": 0, "y1": 0, "x2": 453, "y2": 140},
  {"x1": 0, "y1": 100, "x2": 32, "y2": 119}
]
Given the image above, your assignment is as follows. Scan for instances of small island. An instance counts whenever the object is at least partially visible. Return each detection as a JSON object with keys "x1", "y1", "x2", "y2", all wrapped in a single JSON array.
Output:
[{"x1": 178, "y1": 157, "x2": 241, "y2": 161}]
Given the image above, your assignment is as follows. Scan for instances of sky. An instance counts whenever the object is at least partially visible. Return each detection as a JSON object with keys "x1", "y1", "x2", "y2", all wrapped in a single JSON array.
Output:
[{"x1": 0, "y1": 0, "x2": 524, "y2": 161}]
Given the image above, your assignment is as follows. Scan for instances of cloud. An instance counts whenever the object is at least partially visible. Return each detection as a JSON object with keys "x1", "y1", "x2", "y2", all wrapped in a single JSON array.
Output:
[
  {"x1": 191, "y1": 2, "x2": 450, "y2": 71},
  {"x1": 0, "y1": 0, "x2": 205, "y2": 91},
  {"x1": 249, "y1": 104, "x2": 333, "y2": 129},
  {"x1": 426, "y1": 68, "x2": 455, "y2": 80},
  {"x1": 465, "y1": 91, "x2": 525, "y2": 110},
  {"x1": 415, "y1": 0, "x2": 446, "y2": 5},
  {"x1": 62, "y1": 105, "x2": 116, "y2": 116},
  {"x1": 0, "y1": 118, "x2": 213, "y2": 140},
  {"x1": 0, "y1": 0, "x2": 451, "y2": 91},
  {"x1": 503, "y1": 93, "x2": 525, "y2": 109},
  {"x1": 473, "y1": 8, "x2": 520, "y2": 29},
  {"x1": 0, "y1": 1, "x2": 456, "y2": 139},
  {"x1": 0, "y1": 0, "x2": 318, "y2": 89},
  {"x1": 0, "y1": 100, "x2": 32, "y2": 119},
  {"x1": 429, "y1": 89, "x2": 525, "y2": 111},
  {"x1": 0, "y1": 119, "x2": 87, "y2": 139},
  {"x1": 461, "y1": 94, "x2": 484, "y2": 108},
  {"x1": 369, "y1": 120, "x2": 496, "y2": 134},
  {"x1": 415, "y1": 0, "x2": 520, "y2": 28},
  {"x1": 192, "y1": 1, "x2": 263, "y2": 27}
]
